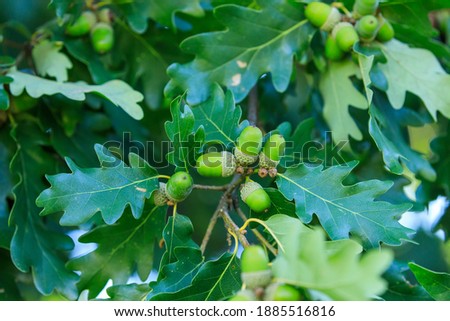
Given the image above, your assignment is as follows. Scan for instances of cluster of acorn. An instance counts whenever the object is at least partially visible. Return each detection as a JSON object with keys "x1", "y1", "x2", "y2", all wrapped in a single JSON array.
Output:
[
  {"x1": 197, "y1": 126, "x2": 286, "y2": 213},
  {"x1": 65, "y1": 9, "x2": 114, "y2": 54},
  {"x1": 229, "y1": 245, "x2": 301, "y2": 301},
  {"x1": 305, "y1": 0, "x2": 395, "y2": 61},
  {"x1": 151, "y1": 126, "x2": 286, "y2": 214}
]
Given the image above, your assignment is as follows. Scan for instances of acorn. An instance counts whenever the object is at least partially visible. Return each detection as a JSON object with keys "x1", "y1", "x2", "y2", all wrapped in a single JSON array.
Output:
[
  {"x1": 234, "y1": 126, "x2": 263, "y2": 166},
  {"x1": 196, "y1": 151, "x2": 236, "y2": 177},
  {"x1": 376, "y1": 16, "x2": 395, "y2": 42},
  {"x1": 325, "y1": 36, "x2": 345, "y2": 61},
  {"x1": 165, "y1": 171, "x2": 193, "y2": 203},
  {"x1": 66, "y1": 11, "x2": 97, "y2": 36},
  {"x1": 356, "y1": 15, "x2": 379, "y2": 42},
  {"x1": 259, "y1": 134, "x2": 285, "y2": 177},
  {"x1": 332, "y1": 22, "x2": 360, "y2": 52},
  {"x1": 305, "y1": 2, "x2": 342, "y2": 32},
  {"x1": 98, "y1": 8, "x2": 112, "y2": 23},
  {"x1": 264, "y1": 283, "x2": 302, "y2": 301},
  {"x1": 240, "y1": 181, "x2": 271, "y2": 213},
  {"x1": 90, "y1": 22, "x2": 114, "y2": 54},
  {"x1": 240, "y1": 245, "x2": 272, "y2": 289},
  {"x1": 151, "y1": 183, "x2": 168, "y2": 206},
  {"x1": 228, "y1": 289, "x2": 256, "y2": 301},
  {"x1": 353, "y1": 0, "x2": 379, "y2": 18}
]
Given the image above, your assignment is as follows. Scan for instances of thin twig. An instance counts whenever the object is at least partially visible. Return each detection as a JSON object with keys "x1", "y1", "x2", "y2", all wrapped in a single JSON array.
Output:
[
  {"x1": 232, "y1": 197, "x2": 278, "y2": 256},
  {"x1": 200, "y1": 175, "x2": 244, "y2": 253},
  {"x1": 248, "y1": 86, "x2": 259, "y2": 126},
  {"x1": 193, "y1": 184, "x2": 228, "y2": 191},
  {"x1": 220, "y1": 208, "x2": 249, "y2": 248}
]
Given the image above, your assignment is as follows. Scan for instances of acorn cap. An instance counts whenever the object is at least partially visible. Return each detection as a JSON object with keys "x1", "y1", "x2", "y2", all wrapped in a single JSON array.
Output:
[
  {"x1": 240, "y1": 181, "x2": 263, "y2": 203},
  {"x1": 221, "y1": 151, "x2": 237, "y2": 177},
  {"x1": 234, "y1": 147, "x2": 258, "y2": 166},
  {"x1": 241, "y1": 270, "x2": 272, "y2": 289},
  {"x1": 321, "y1": 7, "x2": 342, "y2": 32},
  {"x1": 258, "y1": 151, "x2": 279, "y2": 169},
  {"x1": 153, "y1": 182, "x2": 168, "y2": 206}
]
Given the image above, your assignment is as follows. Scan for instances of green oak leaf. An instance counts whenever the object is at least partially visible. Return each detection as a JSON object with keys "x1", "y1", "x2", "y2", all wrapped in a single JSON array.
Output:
[
  {"x1": 266, "y1": 215, "x2": 393, "y2": 300},
  {"x1": 68, "y1": 206, "x2": 165, "y2": 299},
  {"x1": 115, "y1": 0, "x2": 204, "y2": 33},
  {"x1": 378, "y1": 40, "x2": 450, "y2": 119},
  {"x1": 369, "y1": 95, "x2": 436, "y2": 179},
  {"x1": 8, "y1": 70, "x2": 144, "y2": 120},
  {"x1": 276, "y1": 162, "x2": 413, "y2": 248},
  {"x1": 165, "y1": 97, "x2": 205, "y2": 170},
  {"x1": 150, "y1": 252, "x2": 241, "y2": 301},
  {"x1": 115, "y1": 24, "x2": 169, "y2": 109},
  {"x1": 191, "y1": 85, "x2": 248, "y2": 147},
  {"x1": 0, "y1": 87, "x2": 9, "y2": 110},
  {"x1": 49, "y1": 0, "x2": 84, "y2": 19},
  {"x1": 382, "y1": 261, "x2": 433, "y2": 301},
  {"x1": 165, "y1": 0, "x2": 315, "y2": 104},
  {"x1": 36, "y1": 144, "x2": 159, "y2": 225},
  {"x1": 355, "y1": 50, "x2": 374, "y2": 105},
  {"x1": 63, "y1": 38, "x2": 115, "y2": 84},
  {"x1": 0, "y1": 128, "x2": 14, "y2": 249},
  {"x1": 409, "y1": 263, "x2": 450, "y2": 301},
  {"x1": 9, "y1": 121, "x2": 78, "y2": 299},
  {"x1": 157, "y1": 214, "x2": 198, "y2": 275},
  {"x1": 107, "y1": 283, "x2": 151, "y2": 301},
  {"x1": 319, "y1": 60, "x2": 368, "y2": 143},
  {"x1": 32, "y1": 40, "x2": 73, "y2": 82},
  {"x1": 280, "y1": 118, "x2": 316, "y2": 168},
  {"x1": 149, "y1": 214, "x2": 240, "y2": 300},
  {"x1": 148, "y1": 0, "x2": 204, "y2": 29}
]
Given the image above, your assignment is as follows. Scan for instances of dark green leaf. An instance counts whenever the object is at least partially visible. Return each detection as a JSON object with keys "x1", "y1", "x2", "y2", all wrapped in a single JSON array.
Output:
[
  {"x1": 165, "y1": 97, "x2": 205, "y2": 170},
  {"x1": 150, "y1": 252, "x2": 241, "y2": 301},
  {"x1": 409, "y1": 263, "x2": 450, "y2": 300},
  {"x1": 281, "y1": 118, "x2": 316, "y2": 168},
  {"x1": 9, "y1": 121, "x2": 78, "y2": 299},
  {"x1": 37, "y1": 144, "x2": 159, "y2": 225},
  {"x1": 107, "y1": 283, "x2": 151, "y2": 301},
  {"x1": 276, "y1": 163, "x2": 413, "y2": 248},
  {"x1": 0, "y1": 128, "x2": 14, "y2": 249},
  {"x1": 369, "y1": 96, "x2": 436, "y2": 179},
  {"x1": 165, "y1": 0, "x2": 315, "y2": 104},
  {"x1": 148, "y1": 0, "x2": 204, "y2": 29},
  {"x1": 0, "y1": 87, "x2": 9, "y2": 110},
  {"x1": 49, "y1": 0, "x2": 84, "y2": 19},
  {"x1": 191, "y1": 85, "x2": 248, "y2": 146},
  {"x1": 68, "y1": 206, "x2": 165, "y2": 299},
  {"x1": 382, "y1": 261, "x2": 433, "y2": 301}
]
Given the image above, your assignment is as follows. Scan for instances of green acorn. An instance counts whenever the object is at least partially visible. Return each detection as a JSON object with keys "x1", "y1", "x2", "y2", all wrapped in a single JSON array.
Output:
[
  {"x1": 332, "y1": 22, "x2": 360, "y2": 52},
  {"x1": 259, "y1": 134, "x2": 285, "y2": 177},
  {"x1": 264, "y1": 283, "x2": 302, "y2": 301},
  {"x1": 305, "y1": 2, "x2": 342, "y2": 32},
  {"x1": 151, "y1": 183, "x2": 168, "y2": 206},
  {"x1": 234, "y1": 126, "x2": 263, "y2": 166},
  {"x1": 240, "y1": 245, "x2": 272, "y2": 289},
  {"x1": 66, "y1": 11, "x2": 97, "y2": 36},
  {"x1": 240, "y1": 181, "x2": 271, "y2": 213},
  {"x1": 196, "y1": 151, "x2": 236, "y2": 177},
  {"x1": 228, "y1": 289, "x2": 256, "y2": 301},
  {"x1": 325, "y1": 36, "x2": 345, "y2": 61},
  {"x1": 90, "y1": 22, "x2": 114, "y2": 54},
  {"x1": 353, "y1": 0, "x2": 379, "y2": 18},
  {"x1": 165, "y1": 171, "x2": 193, "y2": 203},
  {"x1": 376, "y1": 16, "x2": 395, "y2": 42},
  {"x1": 356, "y1": 15, "x2": 379, "y2": 42}
]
